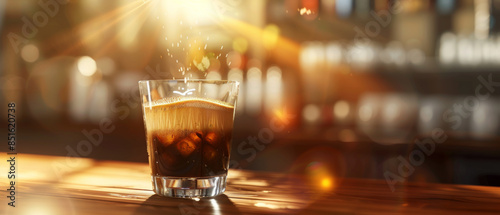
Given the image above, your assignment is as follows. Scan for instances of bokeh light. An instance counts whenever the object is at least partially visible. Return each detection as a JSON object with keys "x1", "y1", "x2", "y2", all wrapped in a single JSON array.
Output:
[
  {"x1": 300, "y1": 0, "x2": 318, "y2": 20},
  {"x1": 358, "y1": 105, "x2": 373, "y2": 122},
  {"x1": 226, "y1": 51, "x2": 242, "y2": 69},
  {"x1": 294, "y1": 151, "x2": 342, "y2": 192},
  {"x1": 265, "y1": 66, "x2": 283, "y2": 115},
  {"x1": 303, "y1": 104, "x2": 320, "y2": 123},
  {"x1": 262, "y1": 24, "x2": 280, "y2": 50},
  {"x1": 333, "y1": 100, "x2": 350, "y2": 120},
  {"x1": 335, "y1": 0, "x2": 353, "y2": 18},
  {"x1": 439, "y1": 32, "x2": 456, "y2": 64},
  {"x1": 21, "y1": 44, "x2": 40, "y2": 63},
  {"x1": 77, "y1": 56, "x2": 97, "y2": 77},
  {"x1": 246, "y1": 67, "x2": 263, "y2": 115},
  {"x1": 273, "y1": 107, "x2": 294, "y2": 125},
  {"x1": 325, "y1": 42, "x2": 343, "y2": 69},
  {"x1": 232, "y1": 37, "x2": 248, "y2": 54},
  {"x1": 419, "y1": 105, "x2": 434, "y2": 123},
  {"x1": 321, "y1": 177, "x2": 333, "y2": 189},
  {"x1": 437, "y1": 0, "x2": 455, "y2": 14}
]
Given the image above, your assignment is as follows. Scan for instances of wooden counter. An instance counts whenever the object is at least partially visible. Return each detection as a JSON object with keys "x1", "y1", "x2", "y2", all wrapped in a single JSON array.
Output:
[{"x1": 1, "y1": 154, "x2": 500, "y2": 214}]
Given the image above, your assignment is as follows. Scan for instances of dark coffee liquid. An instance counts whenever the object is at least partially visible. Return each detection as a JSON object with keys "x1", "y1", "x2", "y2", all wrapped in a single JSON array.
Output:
[{"x1": 143, "y1": 98, "x2": 234, "y2": 177}]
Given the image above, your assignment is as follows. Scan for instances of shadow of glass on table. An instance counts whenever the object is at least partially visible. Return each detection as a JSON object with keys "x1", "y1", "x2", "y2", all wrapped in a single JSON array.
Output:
[{"x1": 133, "y1": 194, "x2": 241, "y2": 215}]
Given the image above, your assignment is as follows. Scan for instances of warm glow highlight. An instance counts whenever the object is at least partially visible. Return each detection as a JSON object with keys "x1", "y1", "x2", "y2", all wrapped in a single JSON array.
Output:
[
  {"x1": 321, "y1": 177, "x2": 332, "y2": 189},
  {"x1": 273, "y1": 107, "x2": 293, "y2": 124}
]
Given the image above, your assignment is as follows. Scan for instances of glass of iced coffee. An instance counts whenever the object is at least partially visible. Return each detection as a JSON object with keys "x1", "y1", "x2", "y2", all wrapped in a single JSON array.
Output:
[{"x1": 138, "y1": 80, "x2": 239, "y2": 198}]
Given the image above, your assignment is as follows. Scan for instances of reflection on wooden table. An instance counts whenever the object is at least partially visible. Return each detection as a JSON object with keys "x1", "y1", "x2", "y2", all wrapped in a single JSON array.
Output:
[{"x1": 1, "y1": 154, "x2": 500, "y2": 215}]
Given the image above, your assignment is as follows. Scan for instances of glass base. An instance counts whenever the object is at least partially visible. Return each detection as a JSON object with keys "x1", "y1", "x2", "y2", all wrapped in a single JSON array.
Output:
[{"x1": 152, "y1": 174, "x2": 226, "y2": 198}]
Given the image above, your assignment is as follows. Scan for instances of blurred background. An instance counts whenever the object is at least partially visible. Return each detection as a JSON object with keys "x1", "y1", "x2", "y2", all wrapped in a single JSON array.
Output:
[{"x1": 1, "y1": 0, "x2": 500, "y2": 186}]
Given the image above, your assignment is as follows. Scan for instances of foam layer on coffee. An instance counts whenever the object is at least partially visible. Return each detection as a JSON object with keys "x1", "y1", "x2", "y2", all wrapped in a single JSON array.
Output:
[
  {"x1": 143, "y1": 97, "x2": 234, "y2": 132},
  {"x1": 145, "y1": 97, "x2": 233, "y2": 108}
]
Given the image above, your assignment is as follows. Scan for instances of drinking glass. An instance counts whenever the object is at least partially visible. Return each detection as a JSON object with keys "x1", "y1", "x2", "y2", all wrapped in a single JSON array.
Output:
[{"x1": 139, "y1": 80, "x2": 239, "y2": 198}]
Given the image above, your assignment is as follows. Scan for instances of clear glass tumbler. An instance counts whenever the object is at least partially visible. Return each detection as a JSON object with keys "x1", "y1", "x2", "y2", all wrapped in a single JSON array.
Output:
[{"x1": 139, "y1": 80, "x2": 239, "y2": 198}]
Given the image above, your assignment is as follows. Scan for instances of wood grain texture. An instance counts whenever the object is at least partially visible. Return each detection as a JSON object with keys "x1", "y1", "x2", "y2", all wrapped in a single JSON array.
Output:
[{"x1": 1, "y1": 154, "x2": 500, "y2": 215}]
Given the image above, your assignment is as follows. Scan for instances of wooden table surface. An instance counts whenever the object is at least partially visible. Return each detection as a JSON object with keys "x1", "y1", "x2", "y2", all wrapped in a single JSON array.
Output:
[{"x1": 2, "y1": 154, "x2": 500, "y2": 215}]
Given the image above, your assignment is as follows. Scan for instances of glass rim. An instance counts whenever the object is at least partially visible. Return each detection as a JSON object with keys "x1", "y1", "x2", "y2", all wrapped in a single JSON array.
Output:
[{"x1": 138, "y1": 79, "x2": 239, "y2": 85}]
